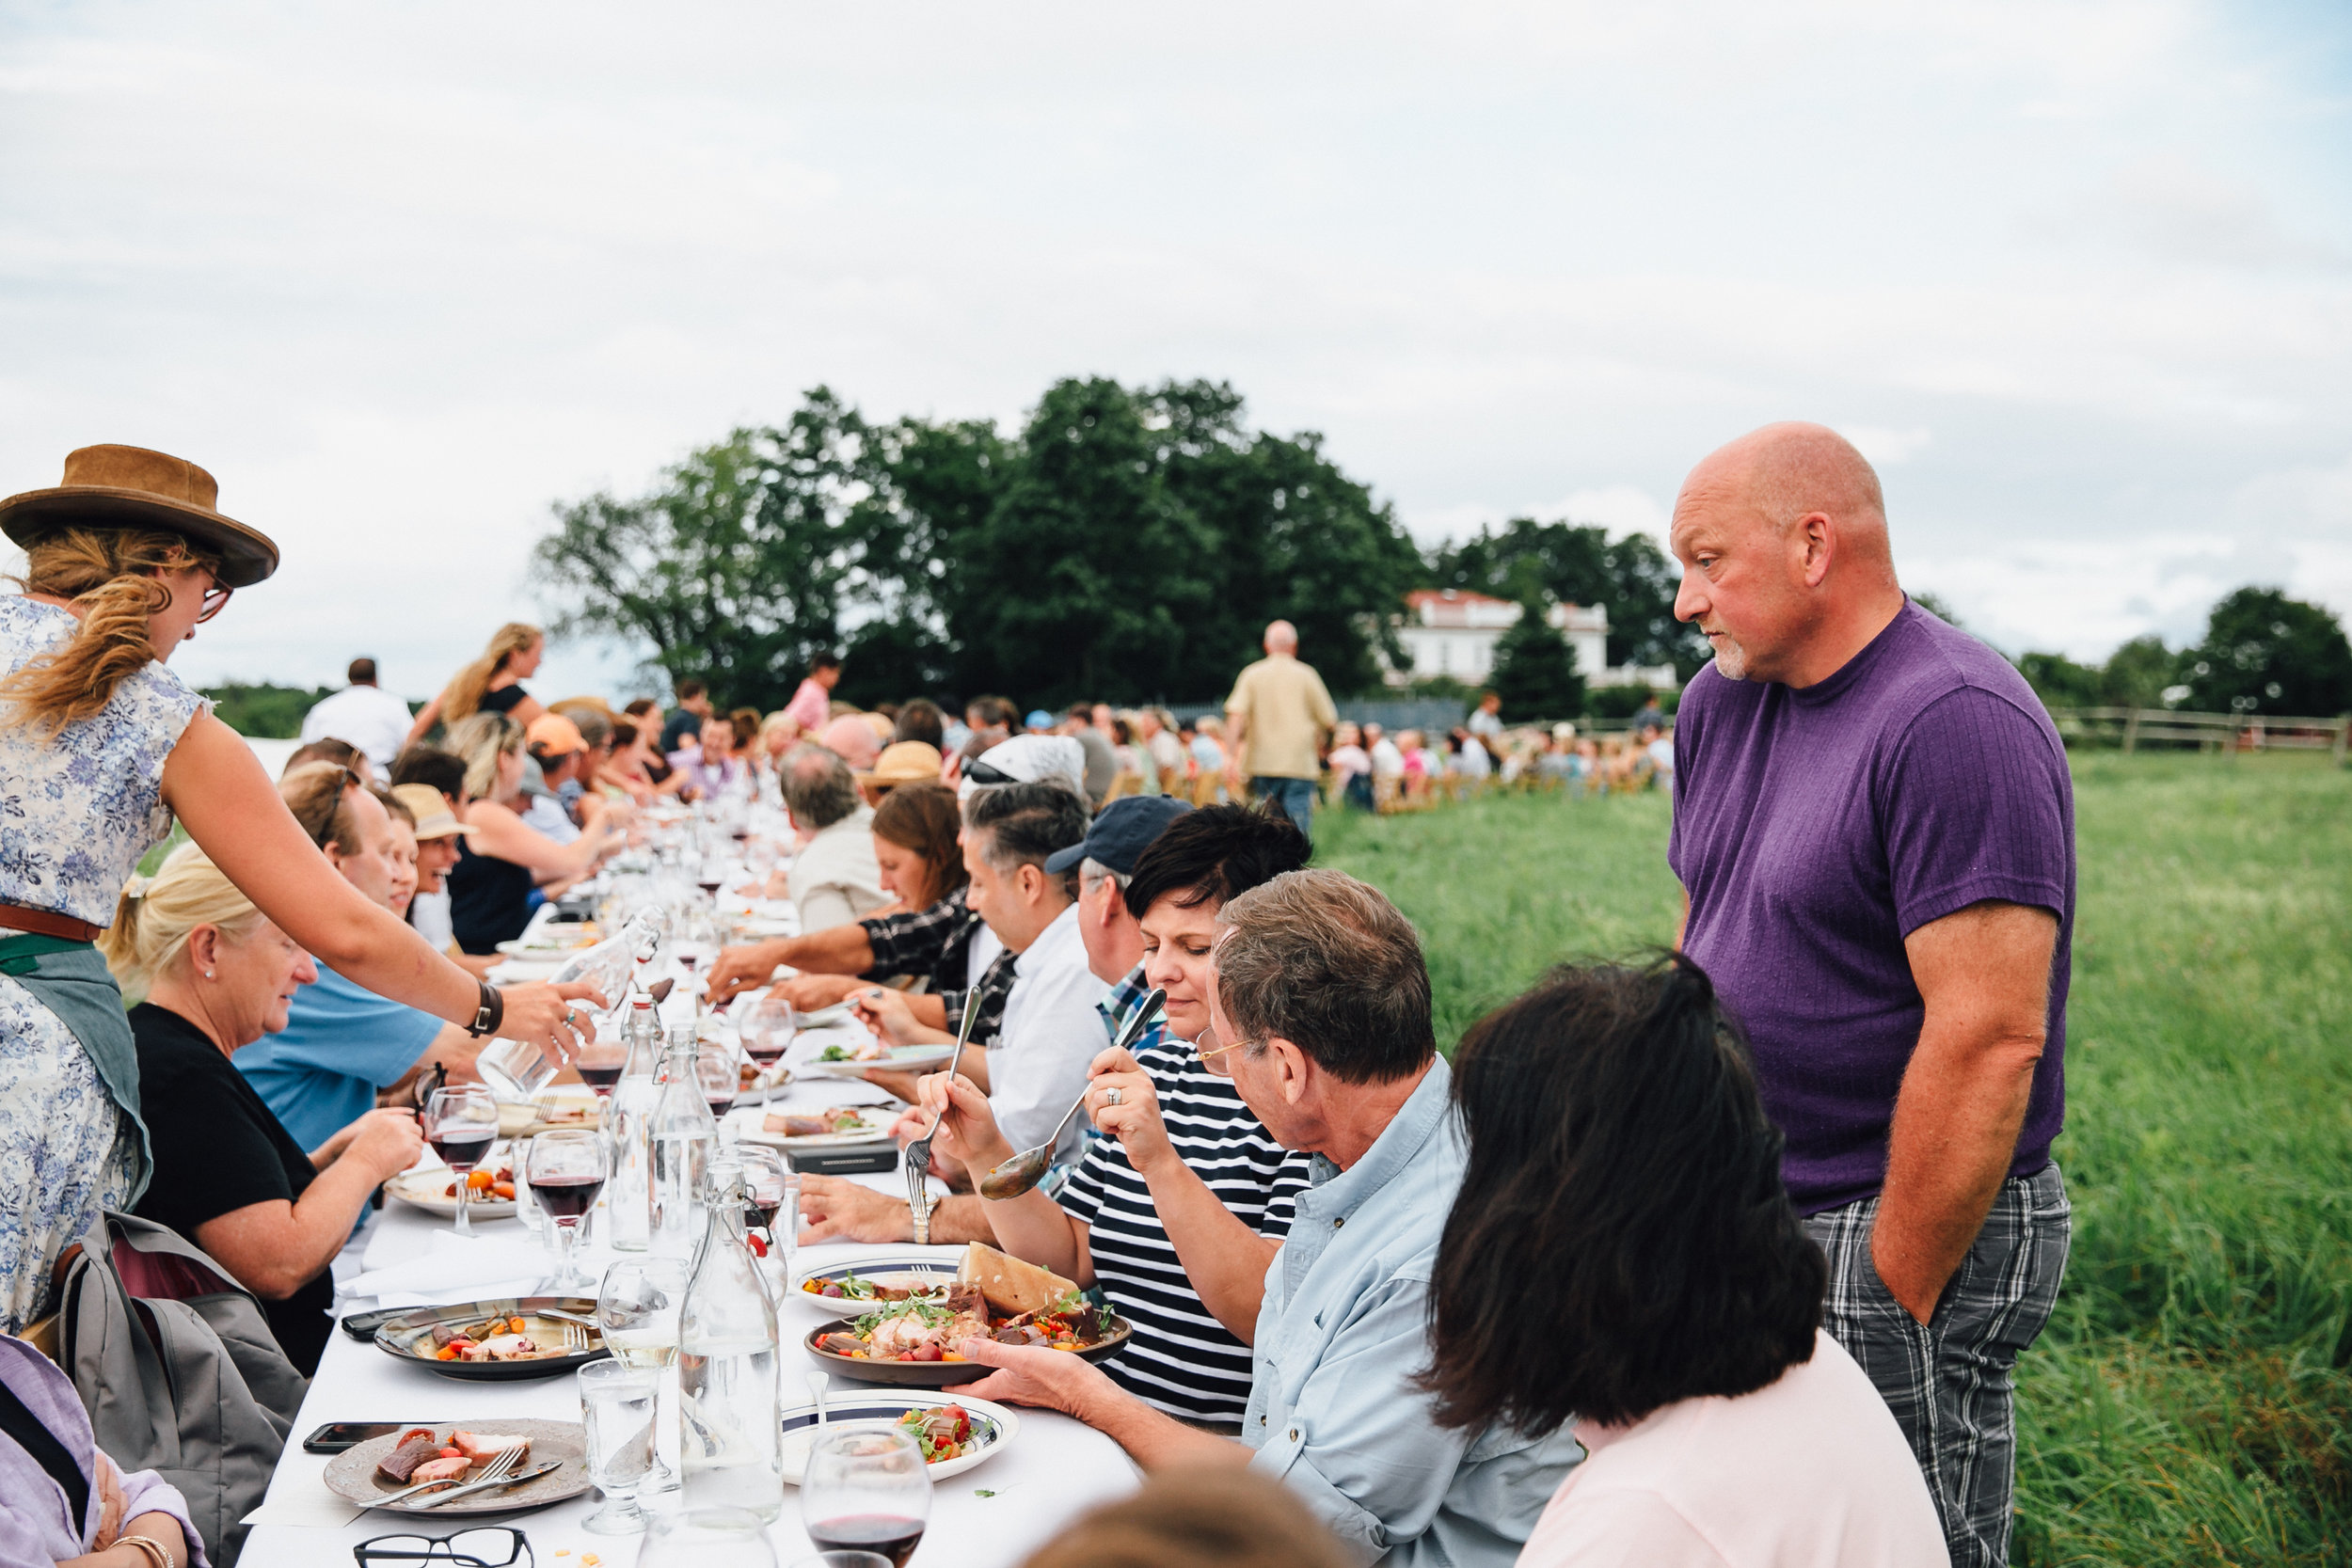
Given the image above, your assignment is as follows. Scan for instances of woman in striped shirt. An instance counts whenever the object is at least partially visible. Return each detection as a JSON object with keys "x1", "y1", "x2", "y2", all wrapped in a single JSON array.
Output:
[{"x1": 914, "y1": 804, "x2": 1311, "y2": 1427}]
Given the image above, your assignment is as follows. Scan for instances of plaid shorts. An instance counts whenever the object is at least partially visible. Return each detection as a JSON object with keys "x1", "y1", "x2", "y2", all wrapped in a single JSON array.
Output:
[{"x1": 1805, "y1": 1163, "x2": 2071, "y2": 1568}]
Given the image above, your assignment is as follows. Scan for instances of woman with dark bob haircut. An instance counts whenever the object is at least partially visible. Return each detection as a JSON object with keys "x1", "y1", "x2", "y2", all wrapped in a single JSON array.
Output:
[{"x1": 1421, "y1": 955, "x2": 1947, "y2": 1566}]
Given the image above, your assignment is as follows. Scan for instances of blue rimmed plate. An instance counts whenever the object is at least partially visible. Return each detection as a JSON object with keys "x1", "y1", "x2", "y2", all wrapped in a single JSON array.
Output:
[{"x1": 780, "y1": 1390, "x2": 1019, "y2": 1483}]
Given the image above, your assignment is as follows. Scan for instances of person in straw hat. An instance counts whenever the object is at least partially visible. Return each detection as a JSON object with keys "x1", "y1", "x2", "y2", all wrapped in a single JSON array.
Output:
[{"x1": 0, "y1": 444, "x2": 604, "y2": 1335}]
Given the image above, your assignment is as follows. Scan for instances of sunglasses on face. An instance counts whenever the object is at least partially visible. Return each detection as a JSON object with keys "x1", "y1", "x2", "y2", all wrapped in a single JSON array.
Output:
[
  {"x1": 197, "y1": 578, "x2": 231, "y2": 624},
  {"x1": 963, "y1": 758, "x2": 1017, "y2": 785}
]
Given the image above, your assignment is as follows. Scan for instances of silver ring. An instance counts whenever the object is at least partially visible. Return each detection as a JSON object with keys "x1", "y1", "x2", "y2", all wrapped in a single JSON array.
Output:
[{"x1": 1103, "y1": 1086, "x2": 1122, "y2": 1106}]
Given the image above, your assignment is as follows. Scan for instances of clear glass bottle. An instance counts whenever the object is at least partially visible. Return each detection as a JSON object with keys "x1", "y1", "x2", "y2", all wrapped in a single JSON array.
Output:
[
  {"x1": 605, "y1": 999, "x2": 664, "y2": 1254},
  {"x1": 476, "y1": 910, "x2": 666, "y2": 1100},
  {"x1": 649, "y1": 1024, "x2": 718, "y2": 1262},
  {"x1": 675, "y1": 1151, "x2": 783, "y2": 1519}
]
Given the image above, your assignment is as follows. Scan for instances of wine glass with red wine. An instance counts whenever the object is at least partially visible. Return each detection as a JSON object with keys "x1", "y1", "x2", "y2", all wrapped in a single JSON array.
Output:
[
  {"x1": 527, "y1": 1129, "x2": 608, "y2": 1290},
  {"x1": 422, "y1": 1085, "x2": 499, "y2": 1237},
  {"x1": 575, "y1": 1025, "x2": 628, "y2": 1101},
  {"x1": 738, "y1": 996, "x2": 796, "y2": 1111},
  {"x1": 696, "y1": 1041, "x2": 742, "y2": 1133},
  {"x1": 800, "y1": 1426, "x2": 930, "y2": 1568}
]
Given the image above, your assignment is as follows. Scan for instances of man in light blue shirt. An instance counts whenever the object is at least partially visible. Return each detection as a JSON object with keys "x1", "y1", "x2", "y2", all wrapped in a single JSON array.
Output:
[
  {"x1": 237, "y1": 770, "x2": 479, "y2": 1148},
  {"x1": 956, "y1": 868, "x2": 1580, "y2": 1566}
]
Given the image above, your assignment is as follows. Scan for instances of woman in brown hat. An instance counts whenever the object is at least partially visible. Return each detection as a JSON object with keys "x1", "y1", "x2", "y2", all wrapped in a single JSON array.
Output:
[{"x1": 0, "y1": 445, "x2": 603, "y2": 1334}]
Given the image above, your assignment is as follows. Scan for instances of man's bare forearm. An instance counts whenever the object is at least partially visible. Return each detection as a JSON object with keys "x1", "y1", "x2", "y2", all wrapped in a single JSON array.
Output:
[
  {"x1": 1072, "y1": 1378, "x2": 1251, "y2": 1471},
  {"x1": 782, "y1": 925, "x2": 876, "y2": 976}
]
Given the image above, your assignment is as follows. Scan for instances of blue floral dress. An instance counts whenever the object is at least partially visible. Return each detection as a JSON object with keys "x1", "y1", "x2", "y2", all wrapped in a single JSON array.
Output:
[{"x1": 0, "y1": 595, "x2": 207, "y2": 1332}]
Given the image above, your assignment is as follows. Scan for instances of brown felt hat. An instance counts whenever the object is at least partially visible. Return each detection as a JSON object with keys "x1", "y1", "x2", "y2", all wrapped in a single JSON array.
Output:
[{"x1": 0, "y1": 444, "x2": 281, "y2": 587}]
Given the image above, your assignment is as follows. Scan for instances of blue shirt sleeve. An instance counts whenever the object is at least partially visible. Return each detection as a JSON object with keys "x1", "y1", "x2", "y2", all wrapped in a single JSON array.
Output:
[{"x1": 260, "y1": 967, "x2": 446, "y2": 1088}]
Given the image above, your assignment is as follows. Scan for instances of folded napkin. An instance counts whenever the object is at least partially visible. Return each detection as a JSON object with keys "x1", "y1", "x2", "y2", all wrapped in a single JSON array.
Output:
[{"x1": 349, "y1": 1232, "x2": 548, "y2": 1307}]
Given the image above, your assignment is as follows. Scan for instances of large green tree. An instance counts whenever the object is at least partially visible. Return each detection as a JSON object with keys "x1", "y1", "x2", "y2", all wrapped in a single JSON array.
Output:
[
  {"x1": 2179, "y1": 588, "x2": 2352, "y2": 717},
  {"x1": 1426, "y1": 518, "x2": 1708, "y2": 677},
  {"x1": 533, "y1": 388, "x2": 903, "y2": 711},
  {"x1": 1485, "y1": 598, "x2": 1585, "y2": 721}
]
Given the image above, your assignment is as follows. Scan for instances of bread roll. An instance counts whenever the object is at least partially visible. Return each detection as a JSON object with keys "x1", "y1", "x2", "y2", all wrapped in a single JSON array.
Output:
[{"x1": 956, "y1": 1242, "x2": 1077, "y2": 1318}]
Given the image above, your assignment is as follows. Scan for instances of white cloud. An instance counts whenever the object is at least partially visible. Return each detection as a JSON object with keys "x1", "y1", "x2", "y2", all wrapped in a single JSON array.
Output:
[{"x1": 1841, "y1": 427, "x2": 1934, "y2": 467}]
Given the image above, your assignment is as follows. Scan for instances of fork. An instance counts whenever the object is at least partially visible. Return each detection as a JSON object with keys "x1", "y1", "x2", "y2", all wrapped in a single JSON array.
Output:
[
  {"x1": 904, "y1": 989, "x2": 986, "y2": 1239},
  {"x1": 375, "y1": 1444, "x2": 521, "y2": 1509},
  {"x1": 560, "y1": 1321, "x2": 591, "y2": 1354}
]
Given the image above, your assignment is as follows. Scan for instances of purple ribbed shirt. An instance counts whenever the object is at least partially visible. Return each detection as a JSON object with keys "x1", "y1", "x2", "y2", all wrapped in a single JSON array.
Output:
[
  {"x1": 0, "y1": 1335, "x2": 209, "y2": 1568},
  {"x1": 1668, "y1": 601, "x2": 2074, "y2": 1215}
]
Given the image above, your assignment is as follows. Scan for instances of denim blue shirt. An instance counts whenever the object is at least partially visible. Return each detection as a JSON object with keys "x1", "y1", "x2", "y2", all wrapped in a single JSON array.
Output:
[
  {"x1": 233, "y1": 963, "x2": 443, "y2": 1149},
  {"x1": 1244, "y1": 1057, "x2": 1582, "y2": 1566}
]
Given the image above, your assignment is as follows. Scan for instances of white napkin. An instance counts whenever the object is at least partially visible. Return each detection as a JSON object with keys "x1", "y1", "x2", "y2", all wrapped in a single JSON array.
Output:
[
  {"x1": 240, "y1": 1493, "x2": 364, "y2": 1528},
  {"x1": 349, "y1": 1232, "x2": 548, "y2": 1307}
]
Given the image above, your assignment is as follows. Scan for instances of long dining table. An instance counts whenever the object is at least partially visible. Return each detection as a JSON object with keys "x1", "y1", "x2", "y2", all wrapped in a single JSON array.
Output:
[{"x1": 236, "y1": 1022, "x2": 1143, "y2": 1568}]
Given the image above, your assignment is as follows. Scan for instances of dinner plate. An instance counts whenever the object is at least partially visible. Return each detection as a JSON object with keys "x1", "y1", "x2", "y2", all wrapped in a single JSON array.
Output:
[
  {"x1": 797, "y1": 1002, "x2": 854, "y2": 1028},
  {"x1": 738, "y1": 1106, "x2": 895, "y2": 1151},
  {"x1": 803, "y1": 1313, "x2": 1132, "y2": 1387},
  {"x1": 495, "y1": 935, "x2": 598, "y2": 958},
  {"x1": 780, "y1": 1390, "x2": 1019, "y2": 1484},
  {"x1": 373, "y1": 1296, "x2": 607, "y2": 1382},
  {"x1": 485, "y1": 958, "x2": 566, "y2": 983},
  {"x1": 383, "y1": 1167, "x2": 518, "y2": 1220},
  {"x1": 325, "y1": 1418, "x2": 592, "y2": 1515},
  {"x1": 804, "y1": 1043, "x2": 959, "y2": 1080},
  {"x1": 788, "y1": 1253, "x2": 963, "y2": 1309}
]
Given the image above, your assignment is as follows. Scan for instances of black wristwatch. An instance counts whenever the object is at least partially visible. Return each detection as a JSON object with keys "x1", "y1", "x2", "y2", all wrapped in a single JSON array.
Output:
[{"x1": 466, "y1": 981, "x2": 504, "y2": 1038}]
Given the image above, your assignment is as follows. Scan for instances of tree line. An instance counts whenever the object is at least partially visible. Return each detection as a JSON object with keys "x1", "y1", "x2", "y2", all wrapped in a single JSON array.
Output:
[
  {"x1": 2017, "y1": 588, "x2": 2352, "y2": 720},
  {"x1": 532, "y1": 381, "x2": 1710, "y2": 715}
]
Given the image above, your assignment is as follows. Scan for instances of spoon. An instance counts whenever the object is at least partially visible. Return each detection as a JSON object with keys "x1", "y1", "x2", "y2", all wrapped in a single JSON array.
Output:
[
  {"x1": 806, "y1": 1370, "x2": 831, "y2": 1427},
  {"x1": 904, "y1": 989, "x2": 988, "y2": 1195},
  {"x1": 978, "y1": 988, "x2": 1164, "y2": 1200}
]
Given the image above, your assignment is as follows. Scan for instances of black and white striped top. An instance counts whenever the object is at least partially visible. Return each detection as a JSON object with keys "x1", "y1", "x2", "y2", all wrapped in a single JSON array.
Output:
[{"x1": 1057, "y1": 1039, "x2": 1312, "y2": 1425}]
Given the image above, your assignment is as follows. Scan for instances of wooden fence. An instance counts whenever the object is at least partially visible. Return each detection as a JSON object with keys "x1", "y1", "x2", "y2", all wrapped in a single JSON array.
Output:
[{"x1": 2049, "y1": 707, "x2": 2350, "y2": 763}]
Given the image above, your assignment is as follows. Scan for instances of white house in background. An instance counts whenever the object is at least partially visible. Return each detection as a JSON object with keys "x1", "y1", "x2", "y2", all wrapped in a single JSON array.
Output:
[{"x1": 1385, "y1": 589, "x2": 1678, "y2": 690}]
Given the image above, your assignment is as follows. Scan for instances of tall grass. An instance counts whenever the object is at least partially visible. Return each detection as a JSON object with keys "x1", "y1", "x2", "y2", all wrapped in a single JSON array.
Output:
[{"x1": 1315, "y1": 753, "x2": 2352, "y2": 1566}]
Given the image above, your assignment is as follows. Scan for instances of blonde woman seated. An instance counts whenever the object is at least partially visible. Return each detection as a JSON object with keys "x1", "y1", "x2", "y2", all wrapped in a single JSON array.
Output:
[
  {"x1": 442, "y1": 712, "x2": 621, "y2": 954},
  {"x1": 102, "y1": 847, "x2": 425, "y2": 1375}
]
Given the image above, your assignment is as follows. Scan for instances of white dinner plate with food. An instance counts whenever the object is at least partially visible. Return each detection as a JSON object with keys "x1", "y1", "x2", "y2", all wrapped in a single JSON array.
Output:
[
  {"x1": 495, "y1": 929, "x2": 601, "y2": 958},
  {"x1": 779, "y1": 1391, "x2": 1018, "y2": 1484},
  {"x1": 789, "y1": 1253, "x2": 962, "y2": 1309},
  {"x1": 384, "y1": 1164, "x2": 517, "y2": 1219},
  {"x1": 485, "y1": 958, "x2": 565, "y2": 983},
  {"x1": 739, "y1": 1105, "x2": 895, "y2": 1151},
  {"x1": 326, "y1": 1418, "x2": 591, "y2": 1514},
  {"x1": 803, "y1": 1042, "x2": 959, "y2": 1080}
]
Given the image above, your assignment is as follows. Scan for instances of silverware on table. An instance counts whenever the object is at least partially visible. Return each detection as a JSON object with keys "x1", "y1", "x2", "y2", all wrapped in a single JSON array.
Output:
[
  {"x1": 411, "y1": 1457, "x2": 563, "y2": 1511},
  {"x1": 373, "y1": 1444, "x2": 523, "y2": 1509},
  {"x1": 904, "y1": 989, "x2": 988, "y2": 1230},
  {"x1": 978, "y1": 988, "x2": 1165, "y2": 1201}
]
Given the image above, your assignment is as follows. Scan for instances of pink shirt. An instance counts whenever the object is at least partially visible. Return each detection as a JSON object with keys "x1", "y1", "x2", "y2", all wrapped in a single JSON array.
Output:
[
  {"x1": 783, "y1": 677, "x2": 832, "y2": 735},
  {"x1": 1518, "y1": 1332, "x2": 1947, "y2": 1568}
]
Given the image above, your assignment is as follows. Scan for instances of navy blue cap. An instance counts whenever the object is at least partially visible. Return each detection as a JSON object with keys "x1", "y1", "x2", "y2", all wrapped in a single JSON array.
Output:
[{"x1": 1044, "y1": 794, "x2": 1193, "y2": 877}]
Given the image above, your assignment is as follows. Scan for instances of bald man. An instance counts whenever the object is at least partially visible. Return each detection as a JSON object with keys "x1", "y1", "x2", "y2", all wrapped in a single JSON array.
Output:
[
  {"x1": 1221, "y1": 619, "x2": 1337, "y2": 837},
  {"x1": 1666, "y1": 422, "x2": 2073, "y2": 1568}
]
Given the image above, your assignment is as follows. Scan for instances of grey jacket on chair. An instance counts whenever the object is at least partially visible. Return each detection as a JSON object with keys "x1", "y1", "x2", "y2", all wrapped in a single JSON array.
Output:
[{"x1": 57, "y1": 1212, "x2": 309, "y2": 1566}]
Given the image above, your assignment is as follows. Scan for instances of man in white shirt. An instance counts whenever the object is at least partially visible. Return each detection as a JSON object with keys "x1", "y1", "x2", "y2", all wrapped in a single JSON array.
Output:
[
  {"x1": 780, "y1": 743, "x2": 888, "y2": 932},
  {"x1": 298, "y1": 657, "x2": 414, "y2": 771},
  {"x1": 1367, "y1": 722, "x2": 1406, "y2": 779}
]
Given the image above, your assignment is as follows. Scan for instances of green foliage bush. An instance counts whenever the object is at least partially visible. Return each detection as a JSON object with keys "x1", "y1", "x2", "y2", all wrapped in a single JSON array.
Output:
[{"x1": 201, "y1": 682, "x2": 334, "y2": 738}]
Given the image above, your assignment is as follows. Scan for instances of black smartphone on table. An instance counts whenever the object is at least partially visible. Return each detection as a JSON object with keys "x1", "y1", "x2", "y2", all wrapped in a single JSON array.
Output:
[{"x1": 302, "y1": 1421, "x2": 421, "y2": 1454}]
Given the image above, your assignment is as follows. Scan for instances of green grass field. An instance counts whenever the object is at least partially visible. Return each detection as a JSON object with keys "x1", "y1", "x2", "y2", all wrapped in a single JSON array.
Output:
[{"x1": 1316, "y1": 753, "x2": 2352, "y2": 1567}]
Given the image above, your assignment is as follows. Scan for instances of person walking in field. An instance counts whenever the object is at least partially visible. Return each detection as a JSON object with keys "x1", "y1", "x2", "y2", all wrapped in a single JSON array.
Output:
[
  {"x1": 1666, "y1": 421, "x2": 2074, "y2": 1568},
  {"x1": 1221, "y1": 619, "x2": 1338, "y2": 837}
]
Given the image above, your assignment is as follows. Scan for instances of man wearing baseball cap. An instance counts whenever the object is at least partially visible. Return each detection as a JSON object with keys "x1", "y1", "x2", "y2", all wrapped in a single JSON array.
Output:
[{"x1": 523, "y1": 712, "x2": 589, "y2": 843}]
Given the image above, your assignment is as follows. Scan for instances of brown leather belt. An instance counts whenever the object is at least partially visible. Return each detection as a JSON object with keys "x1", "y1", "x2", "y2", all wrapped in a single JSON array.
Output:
[{"x1": 0, "y1": 903, "x2": 103, "y2": 942}]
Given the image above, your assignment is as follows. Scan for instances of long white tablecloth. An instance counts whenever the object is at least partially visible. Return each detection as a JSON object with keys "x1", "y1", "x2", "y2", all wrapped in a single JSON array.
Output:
[{"x1": 239, "y1": 1050, "x2": 1141, "y2": 1568}]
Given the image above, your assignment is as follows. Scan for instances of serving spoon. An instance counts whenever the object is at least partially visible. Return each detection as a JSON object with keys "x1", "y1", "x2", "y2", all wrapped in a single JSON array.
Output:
[{"x1": 977, "y1": 988, "x2": 1165, "y2": 1200}]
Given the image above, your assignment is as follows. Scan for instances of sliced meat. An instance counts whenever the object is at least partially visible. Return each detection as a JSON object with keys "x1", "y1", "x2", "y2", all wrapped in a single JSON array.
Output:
[
  {"x1": 409, "y1": 1454, "x2": 471, "y2": 1486},
  {"x1": 376, "y1": 1434, "x2": 444, "y2": 1484},
  {"x1": 769, "y1": 1114, "x2": 828, "y2": 1137},
  {"x1": 452, "y1": 1432, "x2": 531, "y2": 1463},
  {"x1": 818, "y1": 1332, "x2": 867, "y2": 1356}
]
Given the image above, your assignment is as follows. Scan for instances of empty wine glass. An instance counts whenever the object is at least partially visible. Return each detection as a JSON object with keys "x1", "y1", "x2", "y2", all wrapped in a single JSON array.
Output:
[
  {"x1": 527, "y1": 1130, "x2": 608, "y2": 1291},
  {"x1": 600, "y1": 1256, "x2": 690, "y2": 1497},
  {"x1": 639, "y1": 1508, "x2": 777, "y2": 1568},
  {"x1": 800, "y1": 1427, "x2": 930, "y2": 1568},
  {"x1": 422, "y1": 1085, "x2": 499, "y2": 1237}
]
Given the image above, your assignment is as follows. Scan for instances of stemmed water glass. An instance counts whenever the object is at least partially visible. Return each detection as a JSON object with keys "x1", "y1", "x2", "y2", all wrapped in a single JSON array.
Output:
[
  {"x1": 599, "y1": 1257, "x2": 690, "y2": 1497},
  {"x1": 577, "y1": 1358, "x2": 657, "y2": 1535},
  {"x1": 801, "y1": 1426, "x2": 931, "y2": 1567},
  {"x1": 739, "y1": 995, "x2": 796, "y2": 1111},
  {"x1": 526, "y1": 1130, "x2": 607, "y2": 1291},
  {"x1": 422, "y1": 1085, "x2": 499, "y2": 1237}
]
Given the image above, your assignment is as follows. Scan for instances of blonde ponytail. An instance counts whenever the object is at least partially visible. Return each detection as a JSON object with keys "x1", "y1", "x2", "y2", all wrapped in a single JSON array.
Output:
[
  {"x1": 438, "y1": 622, "x2": 542, "y2": 726},
  {"x1": 98, "y1": 843, "x2": 264, "y2": 1002},
  {"x1": 2, "y1": 527, "x2": 223, "y2": 733}
]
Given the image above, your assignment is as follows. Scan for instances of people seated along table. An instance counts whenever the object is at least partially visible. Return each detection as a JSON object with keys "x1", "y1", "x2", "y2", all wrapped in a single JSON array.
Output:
[
  {"x1": 232, "y1": 767, "x2": 486, "y2": 1149},
  {"x1": 905, "y1": 800, "x2": 1317, "y2": 1429},
  {"x1": 1419, "y1": 958, "x2": 1948, "y2": 1566},
  {"x1": 776, "y1": 743, "x2": 888, "y2": 932},
  {"x1": 442, "y1": 711, "x2": 619, "y2": 954},
  {"x1": 947, "y1": 870, "x2": 1581, "y2": 1567},
  {"x1": 102, "y1": 846, "x2": 425, "y2": 1375},
  {"x1": 1, "y1": 1332, "x2": 210, "y2": 1568},
  {"x1": 702, "y1": 736, "x2": 1090, "y2": 1039}
]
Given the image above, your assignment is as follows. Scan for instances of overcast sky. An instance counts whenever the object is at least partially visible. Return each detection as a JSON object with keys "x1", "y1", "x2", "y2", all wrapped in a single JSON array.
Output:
[{"x1": 5, "y1": 0, "x2": 2348, "y2": 701}]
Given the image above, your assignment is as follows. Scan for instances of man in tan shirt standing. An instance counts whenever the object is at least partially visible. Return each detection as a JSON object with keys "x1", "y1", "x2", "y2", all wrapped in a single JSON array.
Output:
[{"x1": 1222, "y1": 619, "x2": 1339, "y2": 837}]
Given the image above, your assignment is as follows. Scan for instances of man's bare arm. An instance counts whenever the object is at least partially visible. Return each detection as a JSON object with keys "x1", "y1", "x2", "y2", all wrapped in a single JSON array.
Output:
[{"x1": 1875, "y1": 899, "x2": 2057, "y2": 1323}]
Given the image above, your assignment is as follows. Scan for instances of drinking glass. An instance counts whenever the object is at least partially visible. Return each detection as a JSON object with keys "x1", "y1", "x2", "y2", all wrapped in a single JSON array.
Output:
[
  {"x1": 599, "y1": 1256, "x2": 690, "y2": 1494},
  {"x1": 789, "y1": 1556, "x2": 889, "y2": 1568},
  {"x1": 697, "y1": 1040, "x2": 742, "y2": 1133},
  {"x1": 575, "y1": 1014, "x2": 629, "y2": 1102},
  {"x1": 527, "y1": 1130, "x2": 608, "y2": 1291},
  {"x1": 736, "y1": 1146, "x2": 793, "y2": 1276},
  {"x1": 800, "y1": 1427, "x2": 930, "y2": 1568},
  {"x1": 738, "y1": 996, "x2": 796, "y2": 1111},
  {"x1": 422, "y1": 1086, "x2": 499, "y2": 1237},
  {"x1": 577, "y1": 1358, "x2": 657, "y2": 1535},
  {"x1": 639, "y1": 1508, "x2": 778, "y2": 1568}
]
